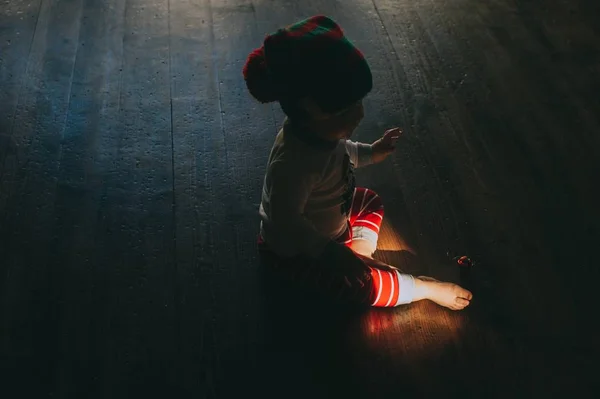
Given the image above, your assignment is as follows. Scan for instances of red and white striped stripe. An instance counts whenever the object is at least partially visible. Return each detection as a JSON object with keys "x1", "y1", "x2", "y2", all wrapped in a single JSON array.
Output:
[
  {"x1": 370, "y1": 268, "x2": 401, "y2": 307},
  {"x1": 369, "y1": 268, "x2": 416, "y2": 307}
]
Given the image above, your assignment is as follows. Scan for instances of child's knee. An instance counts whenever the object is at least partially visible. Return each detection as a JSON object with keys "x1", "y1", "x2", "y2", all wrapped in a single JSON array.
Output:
[{"x1": 363, "y1": 189, "x2": 384, "y2": 214}]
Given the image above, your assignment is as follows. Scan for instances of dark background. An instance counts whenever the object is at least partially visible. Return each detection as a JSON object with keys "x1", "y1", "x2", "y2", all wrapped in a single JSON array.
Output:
[{"x1": 1, "y1": 0, "x2": 599, "y2": 397}]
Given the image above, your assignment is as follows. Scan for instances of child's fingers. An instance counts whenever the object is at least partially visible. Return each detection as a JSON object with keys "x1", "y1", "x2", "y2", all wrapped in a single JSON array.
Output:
[
  {"x1": 383, "y1": 129, "x2": 402, "y2": 146},
  {"x1": 384, "y1": 127, "x2": 402, "y2": 139}
]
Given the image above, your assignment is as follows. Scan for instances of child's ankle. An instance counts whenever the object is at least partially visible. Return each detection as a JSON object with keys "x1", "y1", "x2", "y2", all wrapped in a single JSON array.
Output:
[{"x1": 413, "y1": 278, "x2": 431, "y2": 301}]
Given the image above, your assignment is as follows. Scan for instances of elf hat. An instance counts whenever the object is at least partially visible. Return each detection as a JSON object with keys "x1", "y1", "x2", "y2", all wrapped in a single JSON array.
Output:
[{"x1": 243, "y1": 15, "x2": 372, "y2": 114}]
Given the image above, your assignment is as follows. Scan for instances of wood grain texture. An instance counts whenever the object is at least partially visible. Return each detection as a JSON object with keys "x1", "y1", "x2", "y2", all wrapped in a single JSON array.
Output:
[
  {"x1": 1, "y1": 0, "x2": 598, "y2": 397},
  {"x1": 1, "y1": 0, "x2": 85, "y2": 395}
]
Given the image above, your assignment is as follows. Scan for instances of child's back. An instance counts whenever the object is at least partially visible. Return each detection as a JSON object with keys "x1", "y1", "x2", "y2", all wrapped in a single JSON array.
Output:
[{"x1": 259, "y1": 118, "x2": 374, "y2": 258}]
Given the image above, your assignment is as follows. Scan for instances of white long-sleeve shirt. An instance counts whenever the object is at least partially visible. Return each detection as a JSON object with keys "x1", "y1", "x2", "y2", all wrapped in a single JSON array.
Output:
[{"x1": 259, "y1": 119, "x2": 373, "y2": 258}]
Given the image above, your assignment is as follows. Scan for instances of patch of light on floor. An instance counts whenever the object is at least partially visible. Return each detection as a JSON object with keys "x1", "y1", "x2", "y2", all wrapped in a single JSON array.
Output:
[
  {"x1": 376, "y1": 220, "x2": 416, "y2": 254},
  {"x1": 356, "y1": 300, "x2": 468, "y2": 361}
]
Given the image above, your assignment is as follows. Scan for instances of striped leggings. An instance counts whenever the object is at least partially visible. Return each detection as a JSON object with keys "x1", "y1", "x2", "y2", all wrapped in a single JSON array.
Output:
[{"x1": 259, "y1": 187, "x2": 415, "y2": 308}]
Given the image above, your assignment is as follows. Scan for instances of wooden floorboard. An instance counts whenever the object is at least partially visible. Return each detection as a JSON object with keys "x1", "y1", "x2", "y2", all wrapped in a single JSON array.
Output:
[
  {"x1": 1, "y1": 0, "x2": 599, "y2": 397},
  {"x1": 1, "y1": 0, "x2": 85, "y2": 395},
  {"x1": 0, "y1": 0, "x2": 42, "y2": 140},
  {"x1": 93, "y1": 0, "x2": 176, "y2": 396}
]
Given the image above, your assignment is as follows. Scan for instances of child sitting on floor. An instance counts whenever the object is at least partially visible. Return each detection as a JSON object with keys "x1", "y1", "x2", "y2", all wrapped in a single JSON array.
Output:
[{"x1": 243, "y1": 15, "x2": 472, "y2": 310}]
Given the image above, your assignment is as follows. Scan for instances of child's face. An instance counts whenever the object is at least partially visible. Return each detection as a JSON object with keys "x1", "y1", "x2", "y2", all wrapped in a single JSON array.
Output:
[{"x1": 321, "y1": 100, "x2": 365, "y2": 140}]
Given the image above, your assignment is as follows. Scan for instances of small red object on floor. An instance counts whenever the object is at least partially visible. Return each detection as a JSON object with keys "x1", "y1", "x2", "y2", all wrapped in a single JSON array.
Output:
[{"x1": 455, "y1": 255, "x2": 473, "y2": 268}]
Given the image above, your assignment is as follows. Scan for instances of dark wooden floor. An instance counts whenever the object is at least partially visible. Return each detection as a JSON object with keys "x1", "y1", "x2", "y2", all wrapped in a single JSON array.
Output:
[{"x1": 2, "y1": 0, "x2": 599, "y2": 397}]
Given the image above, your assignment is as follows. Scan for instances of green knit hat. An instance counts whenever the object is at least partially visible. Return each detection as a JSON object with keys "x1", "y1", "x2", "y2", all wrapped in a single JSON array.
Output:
[{"x1": 243, "y1": 15, "x2": 373, "y2": 114}]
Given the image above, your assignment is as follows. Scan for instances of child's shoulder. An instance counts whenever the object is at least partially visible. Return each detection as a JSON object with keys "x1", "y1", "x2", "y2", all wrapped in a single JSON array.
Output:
[
  {"x1": 266, "y1": 126, "x2": 338, "y2": 179},
  {"x1": 275, "y1": 129, "x2": 339, "y2": 162}
]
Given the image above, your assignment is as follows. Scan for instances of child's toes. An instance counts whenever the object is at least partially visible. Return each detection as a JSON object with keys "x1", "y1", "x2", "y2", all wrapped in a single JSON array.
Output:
[
  {"x1": 455, "y1": 286, "x2": 473, "y2": 300},
  {"x1": 454, "y1": 297, "x2": 470, "y2": 308}
]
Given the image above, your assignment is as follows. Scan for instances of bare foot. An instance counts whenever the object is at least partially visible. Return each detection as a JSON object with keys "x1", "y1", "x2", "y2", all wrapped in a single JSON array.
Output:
[
  {"x1": 415, "y1": 277, "x2": 473, "y2": 310},
  {"x1": 349, "y1": 240, "x2": 376, "y2": 258}
]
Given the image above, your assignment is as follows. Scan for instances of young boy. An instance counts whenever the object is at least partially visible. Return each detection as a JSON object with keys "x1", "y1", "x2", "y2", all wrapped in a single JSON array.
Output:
[{"x1": 243, "y1": 15, "x2": 472, "y2": 310}]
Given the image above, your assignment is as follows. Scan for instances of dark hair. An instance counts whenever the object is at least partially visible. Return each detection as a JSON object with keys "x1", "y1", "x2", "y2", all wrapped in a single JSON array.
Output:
[{"x1": 279, "y1": 99, "x2": 310, "y2": 121}]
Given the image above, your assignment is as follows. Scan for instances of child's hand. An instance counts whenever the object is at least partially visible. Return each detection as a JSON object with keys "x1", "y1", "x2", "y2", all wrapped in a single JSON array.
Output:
[{"x1": 372, "y1": 127, "x2": 402, "y2": 163}]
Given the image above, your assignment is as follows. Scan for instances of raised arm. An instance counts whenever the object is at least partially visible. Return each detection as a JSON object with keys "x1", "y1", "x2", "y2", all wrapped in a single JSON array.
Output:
[{"x1": 344, "y1": 140, "x2": 374, "y2": 168}]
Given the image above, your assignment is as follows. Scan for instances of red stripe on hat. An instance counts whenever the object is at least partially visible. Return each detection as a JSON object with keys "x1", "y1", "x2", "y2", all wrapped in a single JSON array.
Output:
[
  {"x1": 313, "y1": 15, "x2": 332, "y2": 25},
  {"x1": 288, "y1": 21, "x2": 319, "y2": 38},
  {"x1": 321, "y1": 26, "x2": 343, "y2": 40}
]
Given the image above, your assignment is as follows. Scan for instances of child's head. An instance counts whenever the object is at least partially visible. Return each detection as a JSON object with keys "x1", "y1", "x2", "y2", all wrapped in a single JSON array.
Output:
[{"x1": 243, "y1": 15, "x2": 372, "y2": 140}]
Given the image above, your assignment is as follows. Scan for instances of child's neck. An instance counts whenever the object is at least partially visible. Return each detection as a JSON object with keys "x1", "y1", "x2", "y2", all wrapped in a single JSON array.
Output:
[
  {"x1": 292, "y1": 118, "x2": 345, "y2": 143},
  {"x1": 286, "y1": 118, "x2": 341, "y2": 150}
]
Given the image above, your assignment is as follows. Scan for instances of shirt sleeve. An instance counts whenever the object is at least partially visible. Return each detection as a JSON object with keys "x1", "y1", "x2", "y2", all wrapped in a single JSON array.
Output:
[
  {"x1": 264, "y1": 160, "x2": 331, "y2": 258},
  {"x1": 344, "y1": 140, "x2": 374, "y2": 168}
]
